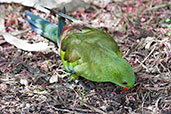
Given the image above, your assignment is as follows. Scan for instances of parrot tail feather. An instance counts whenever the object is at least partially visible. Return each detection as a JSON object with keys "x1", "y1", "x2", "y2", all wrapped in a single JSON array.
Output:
[
  {"x1": 57, "y1": 7, "x2": 66, "y2": 47},
  {"x1": 24, "y1": 10, "x2": 58, "y2": 44},
  {"x1": 29, "y1": 25, "x2": 43, "y2": 35},
  {"x1": 43, "y1": 7, "x2": 78, "y2": 22}
]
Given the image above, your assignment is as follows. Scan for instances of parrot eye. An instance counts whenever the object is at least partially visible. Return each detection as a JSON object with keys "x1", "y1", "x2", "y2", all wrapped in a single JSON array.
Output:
[{"x1": 122, "y1": 81, "x2": 127, "y2": 85}]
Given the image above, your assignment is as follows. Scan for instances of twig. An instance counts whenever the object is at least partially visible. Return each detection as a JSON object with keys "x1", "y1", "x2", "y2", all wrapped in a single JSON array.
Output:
[
  {"x1": 47, "y1": 106, "x2": 78, "y2": 114},
  {"x1": 141, "y1": 46, "x2": 156, "y2": 64},
  {"x1": 137, "y1": 73, "x2": 171, "y2": 82},
  {"x1": 47, "y1": 103, "x2": 95, "y2": 114},
  {"x1": 80, "y1": 100, "x2": 107, "y2": 114},
  {"x1": 137, "y1": 59, "x2": 149, "y2": 72},
  {"x1": 11, "y1": 29, "x2": 31, "y2": 36},
  {"x1": 145, "y1": 2, "x2": 171, "y2": 11},
  {"x1": 145, "y1": 85, "x2": 171, "y2": 91},
  {"x1": 155, "y1": 97, "x2": 162, "y2": 110},
  {"x1": 141, "y1": 92, "x2": 149, "y2": 113}
]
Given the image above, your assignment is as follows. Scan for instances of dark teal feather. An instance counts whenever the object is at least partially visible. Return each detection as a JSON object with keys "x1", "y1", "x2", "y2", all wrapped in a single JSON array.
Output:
[{"x1": 24, "y1": 10, "x2": 58, "y2": 44}]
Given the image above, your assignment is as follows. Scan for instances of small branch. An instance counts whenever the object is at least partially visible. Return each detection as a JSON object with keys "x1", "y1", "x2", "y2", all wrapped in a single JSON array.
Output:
[
  {"x1": 80, "y1": 100, "x2": 107, "y2": 114},
  {"x1": 141, "y1": 46, "x2": 156, "y2": 64},
  {"x1": 145, "y1": 2, "x2": 171, "y2": 11}
]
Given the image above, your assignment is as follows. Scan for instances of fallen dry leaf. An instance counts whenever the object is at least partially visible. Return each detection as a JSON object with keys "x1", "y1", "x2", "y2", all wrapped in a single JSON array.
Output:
[{"x1": 2, "y1": 32, "x2": 54, "y2": 52}]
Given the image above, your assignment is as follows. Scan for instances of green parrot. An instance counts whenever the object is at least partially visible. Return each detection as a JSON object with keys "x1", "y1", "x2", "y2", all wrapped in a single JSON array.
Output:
[{"x1": 24, "y1": 7, "x2": 135, "y2": 89}]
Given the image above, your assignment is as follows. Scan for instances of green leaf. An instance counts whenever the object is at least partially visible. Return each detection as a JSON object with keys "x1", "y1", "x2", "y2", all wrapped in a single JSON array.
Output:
[
  {"x1": 165, "y1": 18, "x2": 170, "y2": 23},
  {"x1": 168, "y1": 24, "x2": 171, "y2": 28}
]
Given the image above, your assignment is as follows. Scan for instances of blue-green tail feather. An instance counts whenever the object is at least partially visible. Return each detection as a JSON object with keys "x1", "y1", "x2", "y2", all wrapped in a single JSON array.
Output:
[
  {"x1": 24, "y1": 10, "x2": 58, "y2": 44},
  {"x1": 57, "y1": 7, "x2": 66, "y2": 46},
  {"x1": 43, "y1": 7, "x2": 78, "y2": 22},
  {"x1": 25, "y1": 8, "x2": 72, "y2": 47}
]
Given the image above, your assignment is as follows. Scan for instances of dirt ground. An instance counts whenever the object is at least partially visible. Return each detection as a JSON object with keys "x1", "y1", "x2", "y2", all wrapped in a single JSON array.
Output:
[{"x1": 0, "y1": 0, "x2": 170, "y2": 114}]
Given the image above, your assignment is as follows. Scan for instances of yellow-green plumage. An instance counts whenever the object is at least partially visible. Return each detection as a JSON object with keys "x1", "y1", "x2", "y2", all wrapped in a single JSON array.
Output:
[
  {"x1": 61, "y1": 27, "x2": 134, "y2": 88},
  {"x1": 25, "y1": 9, "x2": 135, "y2": 89}
]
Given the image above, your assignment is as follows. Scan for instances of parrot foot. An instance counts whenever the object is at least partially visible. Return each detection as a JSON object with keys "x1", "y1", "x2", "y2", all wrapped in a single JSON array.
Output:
[
  {"x1": 68, "y1": 74, "x2": 91, "y2": 91},
  {"x1": 77, "y1": 79, "x2": 92, "y2": 91},
  {"x1": 68, "y1": 74, "x2": 79, "y2": 82}
]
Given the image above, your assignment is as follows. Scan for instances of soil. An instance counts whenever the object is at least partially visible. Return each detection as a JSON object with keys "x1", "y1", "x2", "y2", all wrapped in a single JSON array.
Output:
[{"x1": 0, "y1": 1, "x2": 170, "y2": 114}]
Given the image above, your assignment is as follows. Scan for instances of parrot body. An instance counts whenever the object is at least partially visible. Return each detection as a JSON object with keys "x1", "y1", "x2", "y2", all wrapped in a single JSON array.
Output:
[{"x1": 24, "y1": 8, "x2": 135, "y2": 88}]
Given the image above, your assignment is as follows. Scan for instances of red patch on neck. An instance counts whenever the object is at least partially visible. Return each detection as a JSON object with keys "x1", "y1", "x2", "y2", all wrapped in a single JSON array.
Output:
[
  {"x1": 59, "y1": 25, "x2": 74, "y2": 50},
  {"x1": 61, "y1": 25, "x2": 74, "y2": 34}
]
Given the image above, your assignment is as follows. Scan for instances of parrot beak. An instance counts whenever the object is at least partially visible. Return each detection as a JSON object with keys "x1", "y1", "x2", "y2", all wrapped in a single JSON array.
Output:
[{"x1": 120, "y1": 86, "x2": 129, "y2": 90}]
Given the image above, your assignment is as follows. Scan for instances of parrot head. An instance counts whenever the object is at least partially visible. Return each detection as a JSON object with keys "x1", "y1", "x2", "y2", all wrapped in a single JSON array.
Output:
[{"x1": 108, "y1": 57, "x2": 135, "y2": 89}]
